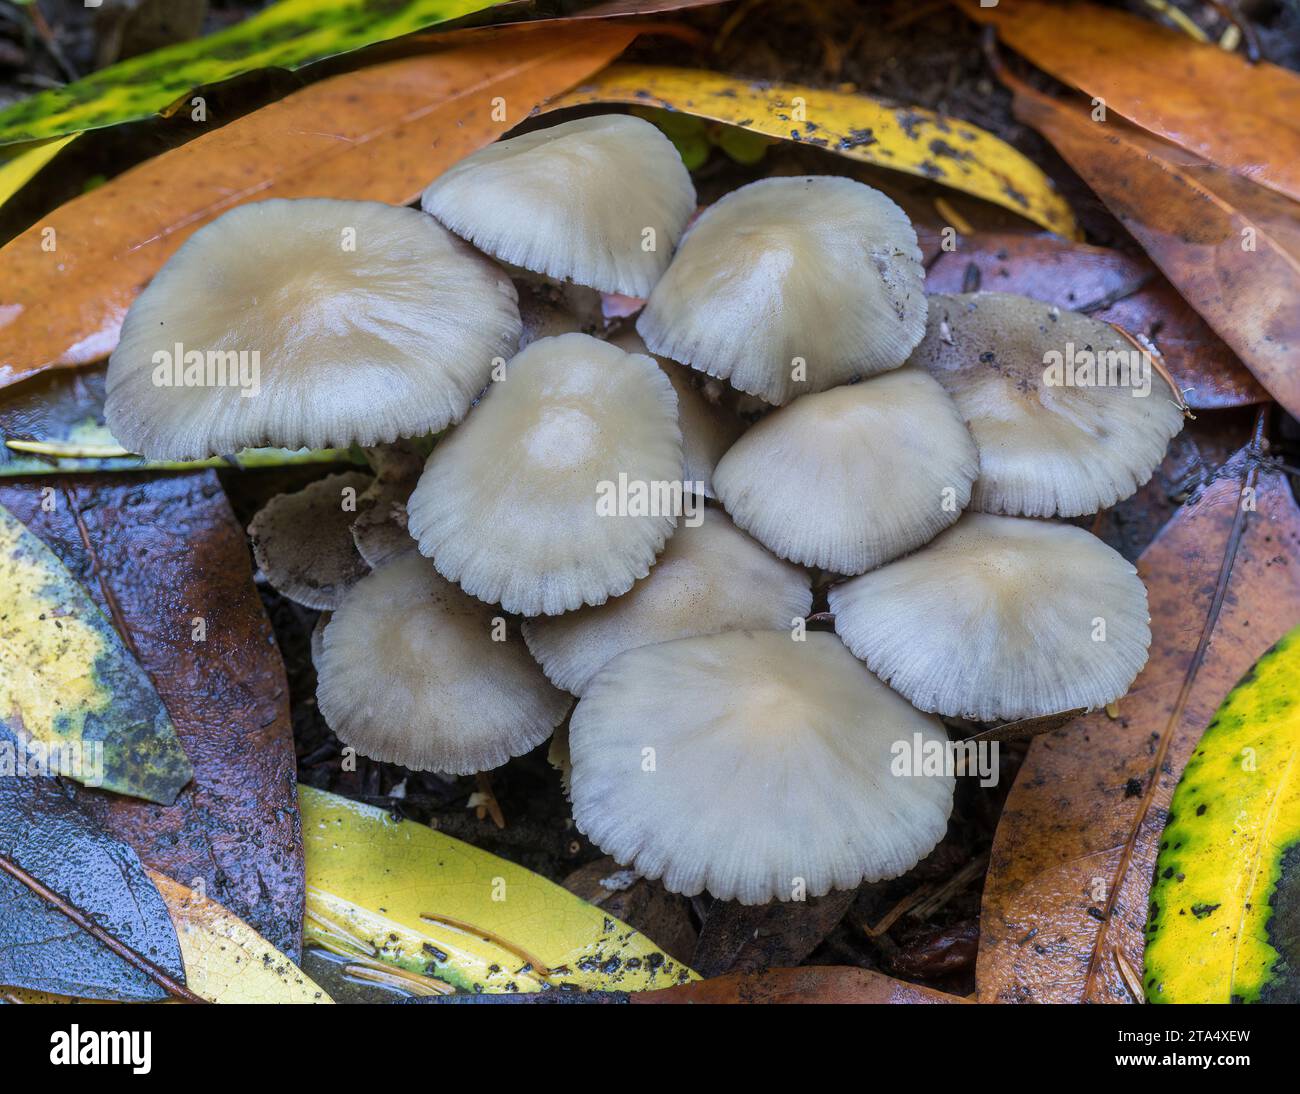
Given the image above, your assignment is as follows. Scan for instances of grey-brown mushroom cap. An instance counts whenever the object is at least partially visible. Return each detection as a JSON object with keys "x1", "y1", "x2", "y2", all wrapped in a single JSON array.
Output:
[
  {"x1": 637, "y1": 176, "x2": 927, "y2": 405},
  {"x1": 610, "y1": 331, "x2": 745, "y2": 498},
  {"x1": 316, "y1": 553, "x2": 571, "y2": 774},
  {"x1": 569, "y1": 630, "x2": 954, "y2": 904},
  {"x1": 407, "y1": 332, "x2": 684, "y2": 617},
  {"x1": 421, "y1": 114, "x2": 696, "y2": 298},
  {"x1": 105, "y1": 198, "x2": 521, "y2": 461},
  {"x1": 712, "y1": 369, "x2": 979, "y2": 574},
  {"x1": 247, "y1": 470, "x2": 373, "y2": 610},
  {"x1": 828, "y1": 512, "x2": 1152, "y2": 722},
  {"x1": 909, "y1": 292, "x2": 1185, "y2": 517},
  {"x1": 522, "y1": 507, "x2": 812, "y2": 695}
]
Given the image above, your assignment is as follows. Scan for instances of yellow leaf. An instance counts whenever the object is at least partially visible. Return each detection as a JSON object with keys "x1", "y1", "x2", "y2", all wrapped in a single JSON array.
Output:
[
  {"x1": 0, "y1": 136, "x2": 77, "y2": 205},
  {"x1": 1145, "y1": 624, "x2": 1300, "y2": 1003},
  {"x1": 148, "y1": 872, "x2": 332, "y2": 1004},
  {"x1": 301, "y1": 785, "x2": 696, "y2": 994},
  {"x1": 0, "y1": 502, "x2": 192, "y2": 803},
  {"x1": 545, "y1": 64, "x2": 1078, "y2": 238}
]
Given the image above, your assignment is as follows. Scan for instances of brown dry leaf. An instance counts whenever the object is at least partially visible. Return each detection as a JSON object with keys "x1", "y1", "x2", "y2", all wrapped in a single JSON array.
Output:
[
  {"x1": 0, "y1": 472, "x2": 304, "y2": 959},
  {"x1": 977, "y1": 435, "x2": 1300, "y2": 1003},
  {"x1": 962, "y1": 0, "x2": 1300, "y2": 204},
  {"x1": 997, "y1": 74, "x2": 1300, "y2": 421},
  {"x1": 0, "y1": 21, "x2": 636, "y2": 390},
  {"x1": 636, "y1": 966, "x2": 970, "y2": 1004},
  {"x1": 925, "y1": 233, "x2": 1266, "y2": 409}
]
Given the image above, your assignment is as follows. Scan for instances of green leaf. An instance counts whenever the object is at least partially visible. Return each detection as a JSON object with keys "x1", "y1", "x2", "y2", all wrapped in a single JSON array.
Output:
[
  {"x1": 0, "y1": 504, "x2": 193, "y2": 803},
  {"x1": 1145, "y1": 623, "x2": 1300, "y2": 1003},
  {"x1": 301, "y1": 786, "x2": 697, "y2": 994},
  {"x1": 0, "y1": 0, "x2": 509, "y2": 145}
]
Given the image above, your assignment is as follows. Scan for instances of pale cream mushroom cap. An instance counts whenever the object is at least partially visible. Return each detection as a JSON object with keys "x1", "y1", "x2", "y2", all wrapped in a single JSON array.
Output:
[
  {"x1": 523, "y1": 507, "x2": 811, "y2": 695},
  {"x1": 421, "y1": 114, "x2": 696, "y2": 297},
  {"x1": 569, "y1": 631, "x2": 954, "y2": 904},
  {"x1": 248, "y1": 471, "x2": 372, "y2": 610},
  {"x1": 610, "y1": 330, "x2": 744, "y2": 497},
  {"x1": 712, "y1": 370, "x2": 979, "y2": 574},
  {"x1": 316, "y1": 552, "x2": 570, "y2": 774},
  {"x1": 407, "y1": 332, "x2": 683, "y2": 616},
  {"x1": 105, "y1": 199, "x2": 521, "y2": 460},
  {"x1": 637, "y1": 176, "x2": 927, "y2": 405},
  {"x1": 909, "y1": 293, "x2": 1185, "y2": 517},
  {"x1": 829, "y1": 512, "x2": 1151, "y2": 722}
]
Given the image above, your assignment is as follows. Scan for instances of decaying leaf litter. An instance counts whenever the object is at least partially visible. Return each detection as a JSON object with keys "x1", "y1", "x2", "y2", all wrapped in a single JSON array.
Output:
[{"x1": 1, "y1": 0, "x2": 1299, "y2": 1005}]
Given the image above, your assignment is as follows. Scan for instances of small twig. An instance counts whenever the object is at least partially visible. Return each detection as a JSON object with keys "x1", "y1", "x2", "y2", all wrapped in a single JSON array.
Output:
[
  {"x1": 908, "y1": 851, "x2": 990, "y2": 921},
  {"x1": 1203, "y1": 0, "x2": 1263, "y2": 62},
  {"x1": 344, "y1": 959, "x2": 455, "y2": 997},
  {"x1": 0, "y1": 854, "x2": 207, "y2": 1004},
  {"x1": 24, "y1": 1, "x2": 79, "y2": 83},
  {"x1": 419, "y1": 912, "x2": 554, "y2": 978},
  {"x1": 474, "y1": 772, "x2": 506, "y2": 829},
  {"x1": 862, "y1": 882, "x2": 936, "y2": 938}
]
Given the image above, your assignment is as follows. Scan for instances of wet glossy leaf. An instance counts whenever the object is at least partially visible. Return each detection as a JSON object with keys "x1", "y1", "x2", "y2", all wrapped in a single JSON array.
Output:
[
  {"x1": 1145, "y1": 624, "x2": 1300, "y2": 1003},
  {"x1": 0, "y1": 778, "x2": 185, "y2": 1001},
  {"x1": 977, "y1": 444, "x2": 1300, "y2": 1002},
  {"x1": 0, "y1": 0, "x2": 509, "y2": 145},
  {"x1": 964, "y1": 0, "x2": 1300, "y2": 205},
  {"x1": 301, "y1": 786, "x2": 698, "y2": 993},
  {"x1": 544, "y1": 64, "x2": 1079, "y2": 237},
  {"x1": 0, "y1": 21, "x2": 637, "y2": 391},
  {"x1": 0, "y1": 474, "x2": 305, "y2": 958},
  {"x1": 0, "y1": 504, "x2": 191, "y2": 804}
]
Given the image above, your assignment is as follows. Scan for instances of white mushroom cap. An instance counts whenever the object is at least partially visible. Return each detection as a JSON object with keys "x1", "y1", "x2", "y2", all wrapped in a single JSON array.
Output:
[
  {"x1": 421, "y1": 114, "x2": 696, "y2": 297},
  {"x1": 909, "y1": 293, "x2": 1185, "y2": 517},
  {"x1": 609, "y1": 330, "x2": 744, "y2": 498},
  {"x1": 316, "y1": 552, "x2": 570, "y2": 774},
  {"x1": 105, "y1": 198, "x2": 521, "y2": 460},
  {"x1": 569, "y1": 630, "x2": 954, "y2": 904},
  {"x1": 637, "y1": 176, "x2": 927, "y2": 405},
  {"x1": 523, "y1": 507, "x2": 812, "y2": 695},
  {"x1": 829, "y1": 512, "x2": 1151, "y2": 722},
  {"x1": 407, "y1": 332, "x2": 683, "y2": 616},
  {"x1": 248, "y1": 470, "x2": 372, "y2": 609},
  {"x1": 712, "y1": 370, "x2": 979, "y2": 574}
]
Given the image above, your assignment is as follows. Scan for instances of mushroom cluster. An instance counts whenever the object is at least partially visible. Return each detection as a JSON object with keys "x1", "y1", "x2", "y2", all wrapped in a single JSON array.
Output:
[{"x1": 105, "y1": 111, "x2": 1185, "y2": 905}]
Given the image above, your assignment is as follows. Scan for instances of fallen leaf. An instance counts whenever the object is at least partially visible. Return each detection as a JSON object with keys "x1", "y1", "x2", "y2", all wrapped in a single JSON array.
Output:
[
  {"x1": 562, "y1": 856, "x2": 697, "y2": 965},
  {"x1": 962, "y1": 0, "x2": 1300, "y2": 205},
  {"x1": 977, "y1": 438, "x2": 1300, "y2": 1003},
  {"x1": 0, "y1": 503, "x2": 192, "y2": 804},
  {"x1": 544, "y1": 63, "x2": 1079, "y2": 237},
  {"x1": 924, "y1": 234, "x2": 1267, "y2": 409},
  {"x1": 148, "y1": 872, "x2": 332, "y2": 1004},
  {"x1": 0, "y1": 0, "x2": 509, "y2": 145},
  {"x1": 635, "y1": 966, "x2": 970, "y2": 1004},
  {"x1": 0, "y1": 777, "x2": 187, "y2": 1002},
  {"x1": 995, "y1": 73, "x2": 1300, "y2": 420},
  {"x1": 301, "y1": 785, "x2": 698, "y2": 993},
  {"x1": 0, "y1": 136, "x2": 77, "y2": 204},
  {"x1": 691, "y1": 891, "x2": 858, "y2": 977},
  {"x1": 1145, "y1": 623, "x2": 1300, "y2": 1003},
  {"x1": 0, "y1": 20, "x2": 638, "y2": 390},
  {"x1": 0, "y1": 473, "x2": 305, "y2": 959}
]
